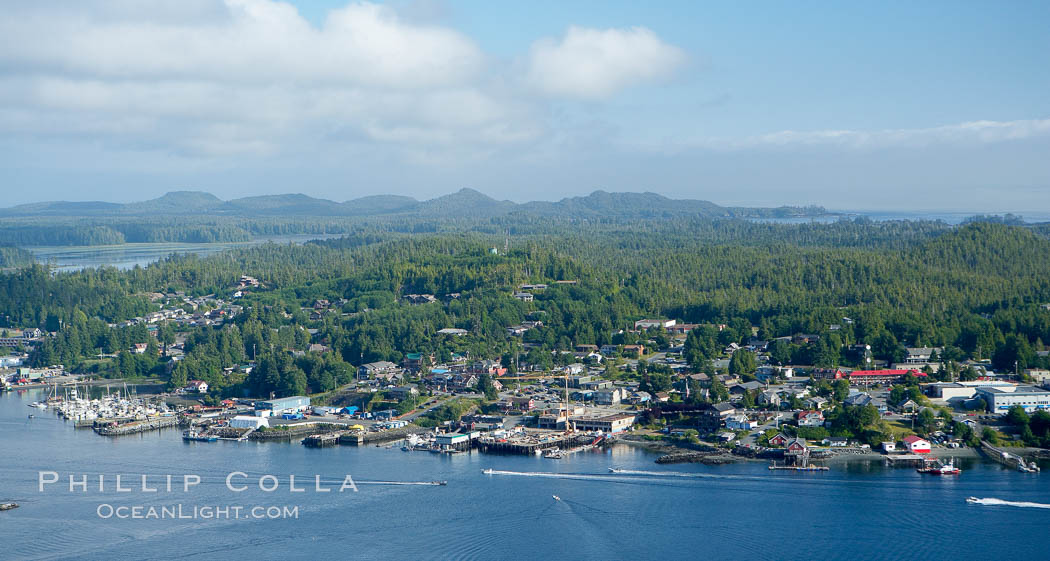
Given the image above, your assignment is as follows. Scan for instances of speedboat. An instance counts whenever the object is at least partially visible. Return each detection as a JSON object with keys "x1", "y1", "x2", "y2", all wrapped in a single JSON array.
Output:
[
  {"x1": 482, "y1": 468, "x2": 494, "y2": 474},
  {"x1": 966, "y1": 496, "x2": 980, "y2": 504},
  {"x1": 552, "y1": 495, "x2": 561, "y2": 501}
]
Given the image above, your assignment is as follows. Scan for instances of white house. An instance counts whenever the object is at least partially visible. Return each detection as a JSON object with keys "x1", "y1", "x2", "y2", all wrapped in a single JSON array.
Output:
[
  {"x1": 902, "y1": 435, "x2": 931, "y2": 454},
  {"x1": 797, "y1": 410, "x2": 825, "y2": 427},
  {"x1": 185, "y1": 380, "x2": 209, "y2": 393},
  {"x1": 725, "y1": 414, "x2": 758, "y2": 430}
]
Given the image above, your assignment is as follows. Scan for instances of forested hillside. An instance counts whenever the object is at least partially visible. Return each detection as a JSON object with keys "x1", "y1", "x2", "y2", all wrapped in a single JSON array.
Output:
[{"x1": 3, "y1": 219, "x2": 1050, "y2": 399}]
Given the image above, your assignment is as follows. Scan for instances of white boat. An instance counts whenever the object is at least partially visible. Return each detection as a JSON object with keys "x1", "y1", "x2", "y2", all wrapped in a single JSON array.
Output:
[
  {"x1": 966, "y1": 496, "x2": 980, "y2": 504},
  {"x1": 28, "y1": 402, "x2": 47, "y2": 410},
  {"x1": 552, "y1": 495, "x2": 561, "y2": 501},
  {"x1": 482, "y1": 468, "x2": 494, "y2": 474}
]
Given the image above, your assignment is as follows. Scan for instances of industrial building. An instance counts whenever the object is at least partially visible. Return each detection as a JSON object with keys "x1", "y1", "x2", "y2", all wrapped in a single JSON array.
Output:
[
  {"x1": 254, "y1": 396, "x2": 311, "y2": 416},
  {"x1": 975, "y1": 385, "x2": 1050, "y2": 413}
]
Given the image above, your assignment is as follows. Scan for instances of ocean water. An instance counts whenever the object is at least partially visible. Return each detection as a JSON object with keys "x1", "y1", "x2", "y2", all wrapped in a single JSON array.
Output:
[
  {"x1": 26, "y1": 234, "x2": 339, "y2": 273},
  {"x1": 2, "y1": 388, "x2": 1049, "y2": 561}
]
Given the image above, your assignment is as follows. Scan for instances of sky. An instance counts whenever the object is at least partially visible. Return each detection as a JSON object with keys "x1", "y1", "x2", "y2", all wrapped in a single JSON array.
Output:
[{"x1": 1, "y1": 0, "x2": 1048, "y2": 211}]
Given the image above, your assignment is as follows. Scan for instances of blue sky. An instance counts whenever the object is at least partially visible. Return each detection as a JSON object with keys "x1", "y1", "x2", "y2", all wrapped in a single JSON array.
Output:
[{"x1": 1, "y1": 0, "x2": 1048, "y2": 211}]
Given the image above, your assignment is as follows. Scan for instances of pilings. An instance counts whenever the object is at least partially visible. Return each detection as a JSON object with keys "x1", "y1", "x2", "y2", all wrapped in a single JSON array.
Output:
[{"x1": 94, "y1": 415, "x2": 178, "y2": 436}]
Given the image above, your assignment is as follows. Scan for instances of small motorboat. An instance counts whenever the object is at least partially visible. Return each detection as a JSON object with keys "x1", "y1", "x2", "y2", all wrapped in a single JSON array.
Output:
[
  {"x1": 482, "y1": 468, "x2": 494, "y2": 474},
  {"x1": 0, "y1": 503, "x2": 18, "y2": 511},
  {"x1": 966, "y1": 496, "x2": 980, "y2": 504},
  {"x1": 552, "y1": 495, "x2": 561, "y2": 501},
  {"x1": 27, "y1": 414, "x2": 34, "y2": 419}
]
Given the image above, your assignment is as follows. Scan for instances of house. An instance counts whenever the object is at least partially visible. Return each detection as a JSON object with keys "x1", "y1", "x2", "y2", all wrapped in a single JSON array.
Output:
[
  {"x1": 725, "y1": 414, "x2": 758, "y2": 430},
  {"x1": 731, "y1": 381, "x2": 764, "y2": 395},
  {"x1": 718, "y1": 431, "x2": 736, "y2": 442},
  {"x1": 388, "y1": 385, "x2": 419, "y2": 400},
  {"x1": 500, "y1": 396, "x2": 535, "y2": 412},
  {"x1": 757, "y1": 390, "x2": 782, "y2": 407},
  {"x1": 185, "y1": 380, "x2": 208, "y2": 393},
  {"x1": 804, "y1": 396, "x2": 829, "y2": 410},
  {"x1": 132, "y1": 343, "x2": 148, "y2": 354},
  {"x1": 402, "y1": 352, "x2": 434, "y2": 370},
  {"x1": 797, "y1": 410, "x2": 825, "y2": 427},
  {"x1": 574, "y1": 344, "x2": 598, "y2": 354},
  {"x1": 768, "y1": 433, "x2": 789, "y2": 447},
  {"x1": 358, "y1": 361, "x2": 399, "y2": 381},
  {"x1": 902, "y1": 435, "x2": 931, "y2": 454},
  {"x1": 882, "y1": 441, "x2": 897, "y2": 452},
  {"x1": 844, "y1": 392, "x2": 873, "y2": 407},
  {"x1": 513, "y1": 292, "x2": 534, "y2": 302},
  {"x1": 629, "y1": 391, "x2": 652, "y2": 405},
  {"x1": 654, "y1": 392, "x2": 670, "y2": 403},
  {"x1": 599, "y1": 344, "x2": 619, "y2": 355},
  {"x1": 785, "y1": 438, "x2": 809, "y2": 454},
  {"x1": 904, "y1": 347, "x2": 942, "y2": 364},
  {"x1": 437, "y1": 328, "x2": 469, "y2": 336},
  {"x1": 810, "y1": 368, "x2": 845, "y2": 381},
  {"x1": 823, "y1": 436, "x2": 849, "y2": 447},
  {"x1": 622, "y1": 344, "x2": 645, "y2": 356}
]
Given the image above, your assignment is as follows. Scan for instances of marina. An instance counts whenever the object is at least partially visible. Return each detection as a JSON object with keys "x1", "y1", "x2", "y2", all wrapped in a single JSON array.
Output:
[{"x1": 1, "y1": 388, "x2": 1049, "y2": 561}]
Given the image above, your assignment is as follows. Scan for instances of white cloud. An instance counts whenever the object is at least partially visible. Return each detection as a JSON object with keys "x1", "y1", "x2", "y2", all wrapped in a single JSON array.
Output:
[
  {"x1": 736, "y1": 118, "x2": 1050, "y2": 150},
  {"x1": 0, "y1": 0, "x2": 542, "y2": 158},
  {"x1": 526, "y1": 26, "x2": 686, "y2": 99}
]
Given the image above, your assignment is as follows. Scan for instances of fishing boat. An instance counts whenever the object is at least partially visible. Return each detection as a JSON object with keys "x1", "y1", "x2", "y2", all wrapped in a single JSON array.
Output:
[
  {"x1": 182, "y1": 429, "x2": 217, "y2": 442},
  {"x1": 918, "y1": 458, "x2": 961, "y2": 475},
  {"x1": 543, "y1": 448, "x2": 563, "y2": 459}
]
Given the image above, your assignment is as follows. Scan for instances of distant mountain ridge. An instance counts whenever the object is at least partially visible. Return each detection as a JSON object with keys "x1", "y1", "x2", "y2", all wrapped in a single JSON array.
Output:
[{"x1": 0, "y1": 188, "x2": 831, "y2": 220}]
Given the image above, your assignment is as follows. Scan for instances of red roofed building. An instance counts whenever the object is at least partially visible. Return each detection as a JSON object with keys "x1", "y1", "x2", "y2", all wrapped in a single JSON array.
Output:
[
  {"x1": 848, "y1": 369, "x2": 925, "y2": 385},
  {"x1": 902, "y1": 435, "x2": 931, "y2": 454}
]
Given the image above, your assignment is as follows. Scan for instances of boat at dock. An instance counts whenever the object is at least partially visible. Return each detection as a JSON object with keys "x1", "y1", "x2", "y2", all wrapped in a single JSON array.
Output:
[
  {"x1": 543, "y1": 447, "x2": 563, "y2": 459},
  {"x1": 183, "y1": 429, "x2": 218, "y2": 442},
  {"x1": 918, "y1": 458, "x2": 961, "y2": 475}
]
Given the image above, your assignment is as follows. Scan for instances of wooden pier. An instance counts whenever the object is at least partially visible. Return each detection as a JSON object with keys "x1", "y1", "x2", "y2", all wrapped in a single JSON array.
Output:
[
  {"x1": 94, "y1": 415, "x2": 178, "y2": 436},
  {"x1": 980, "y1": 441, "x2": 1041, "y2": 472}
]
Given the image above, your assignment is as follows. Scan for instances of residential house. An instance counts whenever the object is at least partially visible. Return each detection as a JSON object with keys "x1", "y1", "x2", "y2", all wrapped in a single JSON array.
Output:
[
  {"x1": 757, "y1": 390, "x2": 782, "y2": 408},
  {"x1": 388, "y1": 385, "x2": 419, "y2": 400},
  {"x1": 358, "y1": 361, "x2": 399, "y2": 381},
  {"x1": 797, "y1": 410, "x2": 825, "y2": 427},
  {"x1": 185, "y1": 380, "x2": 209, "y2": 393},
  {"x1": 804, "y1": 396, "x2": 829, "y2": 410},
  {"x1": 823, "y1": 436, "x2": 849, "y2": 447},
  {"x1": 725, "y1": 414, "x2": 758, "y2": 430},
  {"x1": 768, "y1": 433, "x2": 789, "y2": 447},
  {"x1": 513, "y1": 292, "x2": 534, "y2": 302}
]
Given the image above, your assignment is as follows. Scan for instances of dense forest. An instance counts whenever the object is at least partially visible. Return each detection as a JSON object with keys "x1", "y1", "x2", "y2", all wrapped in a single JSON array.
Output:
[{"x1": 4, "y1": 216, "x2": 1050, "y2": 401}]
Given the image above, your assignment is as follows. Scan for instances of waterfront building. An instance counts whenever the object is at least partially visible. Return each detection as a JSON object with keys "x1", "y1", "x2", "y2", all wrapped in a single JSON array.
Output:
[
  {"x1": 255, "y1": 396, "x2": 311, "y2": 416},
  {"x1": 902, "y1": 435, "x2": 931, "y2": 454}
]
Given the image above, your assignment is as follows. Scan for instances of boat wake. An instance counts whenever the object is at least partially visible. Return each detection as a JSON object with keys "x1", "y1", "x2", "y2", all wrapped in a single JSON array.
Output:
[{"x1": 969, "y1": 497, "x2": 1050, "y2": 509}]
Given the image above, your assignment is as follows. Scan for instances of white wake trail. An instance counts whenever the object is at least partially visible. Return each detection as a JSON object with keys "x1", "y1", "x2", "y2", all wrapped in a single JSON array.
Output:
[{"x1": 971, "y1": 498, "x2": 1050, "y2": 509}]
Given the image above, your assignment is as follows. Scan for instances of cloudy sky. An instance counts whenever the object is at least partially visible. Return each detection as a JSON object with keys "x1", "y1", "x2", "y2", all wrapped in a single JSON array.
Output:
[{"x1": 1, "y1": 0, "x2": 1048, "y2": 211}]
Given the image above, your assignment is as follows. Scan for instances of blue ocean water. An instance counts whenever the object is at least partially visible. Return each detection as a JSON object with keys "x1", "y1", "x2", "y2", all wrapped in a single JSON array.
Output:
[{"x1": 2, "y1": 388, "x2": 1048, "y2": 561}]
